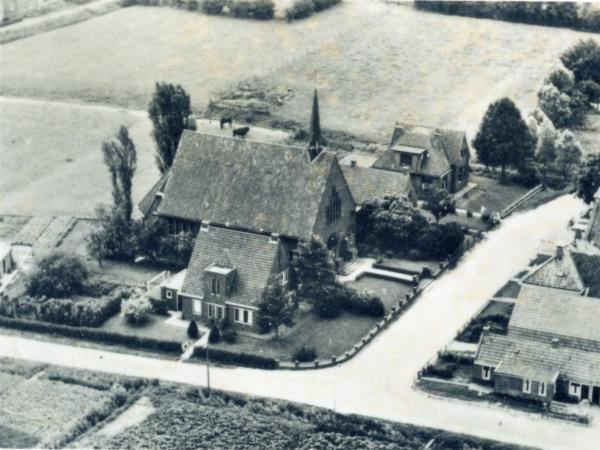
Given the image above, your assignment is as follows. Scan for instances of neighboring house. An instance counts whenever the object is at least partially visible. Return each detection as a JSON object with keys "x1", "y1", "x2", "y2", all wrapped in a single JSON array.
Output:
[
  {"x1": 522, "y1": 245, "x2": 585, "y2": 294},
  {"x1": 474, "y1": 284, "x2": 600, "y2": 405},
  {"x1": 178, "y1": 226, "x2": 290, "y2": 334},
  {"x1": 583, "y1": 187, "x2": 600, "y2": 248},
  {"x1": 159, "y1": 269, "x2": 187, "y2": 311},
  {"x1": 0, "y1": 242, "x2": 13, "y2": 281},
  {"x1": 340, "y1": 160, "x2": 416, "y2": 206},
  {"x1": 372, "y1": 123, "x2": 469, "y2": 195}
]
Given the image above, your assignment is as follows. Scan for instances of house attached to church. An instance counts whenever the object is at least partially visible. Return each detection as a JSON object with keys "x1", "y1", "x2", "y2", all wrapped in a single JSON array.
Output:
[{"x1": 139, "y1": 129, "x2": 356, "y2": 331}]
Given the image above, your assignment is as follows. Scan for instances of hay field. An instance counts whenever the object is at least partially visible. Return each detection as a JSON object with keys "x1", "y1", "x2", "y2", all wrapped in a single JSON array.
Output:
[
  {"x1": 258, "y1": 2, "x2": 600, "y2": 139},
  {"x1": 0, "y1": 97, "x2": 158, "y2": 217}
]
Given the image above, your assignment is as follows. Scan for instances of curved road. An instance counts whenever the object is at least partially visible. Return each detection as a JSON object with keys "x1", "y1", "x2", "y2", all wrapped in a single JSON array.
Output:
[{"x1": 0, "y1": 195, "x2": 595, "y2": 450}]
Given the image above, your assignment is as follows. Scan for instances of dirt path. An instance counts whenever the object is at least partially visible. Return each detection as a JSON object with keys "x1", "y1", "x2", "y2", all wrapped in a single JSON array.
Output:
[{"x1": 0, "y1": 195, "x2": 595, "y2": 450}]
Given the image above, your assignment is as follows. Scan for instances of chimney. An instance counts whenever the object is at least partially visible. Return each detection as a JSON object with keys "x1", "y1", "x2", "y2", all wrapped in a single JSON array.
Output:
[
  {"x1": 551, "y1": 338, "x2": 560, "y2": 348},
  {"x1": 350, "y1": 160, "x2": 357, "y2": 168},
  {"x1": 555, "y1": 245, "x2": 564, "y2": 260}
]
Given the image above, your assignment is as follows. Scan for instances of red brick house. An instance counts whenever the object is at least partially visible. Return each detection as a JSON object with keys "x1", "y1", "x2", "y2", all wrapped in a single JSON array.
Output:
[
  {"x1": 474, "y1": 284, "x2": 600, "y2": 405},
  {"x1": 372, "y1": 123, "x2": 470, "y2": 195}
]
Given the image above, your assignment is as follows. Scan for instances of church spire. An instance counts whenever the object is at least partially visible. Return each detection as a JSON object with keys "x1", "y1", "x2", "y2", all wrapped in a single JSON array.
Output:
[{"x1": 308, "y1": 89, "x2": 323, "y2": 161}]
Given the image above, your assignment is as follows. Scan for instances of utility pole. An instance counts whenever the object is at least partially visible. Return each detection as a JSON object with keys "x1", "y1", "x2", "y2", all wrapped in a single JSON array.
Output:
[{"x1": 206, "y1": 343, "x2": 211, "y2": 396}]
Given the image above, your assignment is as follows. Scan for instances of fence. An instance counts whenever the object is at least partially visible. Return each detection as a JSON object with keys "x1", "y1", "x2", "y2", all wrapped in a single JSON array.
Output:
[{"x1": 500, "y1": 184, "x2": 542, "y2": 218}]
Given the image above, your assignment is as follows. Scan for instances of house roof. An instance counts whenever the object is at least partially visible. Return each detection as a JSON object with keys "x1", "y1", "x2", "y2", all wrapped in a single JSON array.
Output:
[
  {"x1": 156, "y1": 131, "x2": 336, "y2": 240},
  {"x1": 180, "y1": 226, "x2": 279, "y2": 307},
  {"x1": 510, "y1": 284, "x2": 600, "y2": 346},
  {"x1": 138, "y1": 172, "x2": 169, "y2": 217},
  {"x1": 373, "y1": 123, "x2": 467, "y2": 178},
  {"x1": 522, "y1": 249, "x2": 585, "y2": 292},
  {"x1": 339, "y1": 152, "x2": 380, "y2": 168},
  {"x1": 160, "y1": 269, "x2": 187, "y2": 291},
  {"x1": 341, "y1": 165, "x2": 412, "y2": 205},
  {"x1": 476, "y1": 331, "x2": 600, "y2": 386}
]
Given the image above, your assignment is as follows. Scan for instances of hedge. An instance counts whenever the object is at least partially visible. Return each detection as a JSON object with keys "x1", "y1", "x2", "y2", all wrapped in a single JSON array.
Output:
[
  {"x1": 285, "y1": 0, "x2": 340, "y2": 21},
  {"x1": 0, "y1": 316, "x2": 183, "y2": 354},
  {"x1": 193, "y1": 346, "x2": 279, "y2": 369}
]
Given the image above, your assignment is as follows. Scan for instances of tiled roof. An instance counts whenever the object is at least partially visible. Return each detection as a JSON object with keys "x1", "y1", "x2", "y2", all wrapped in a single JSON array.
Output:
[
  {"x1": 373, "y1": 123, "x2": 467, "y2": 178},
  {"x1": 180, "y1": 226, "x2": 279, "y2": 307},
  {"x1": 341, "y1": 165, "x2": 412, "y2": 205},
  {"x1": 522, "y1": 250, "x2": 584, "y2": 292},
  {"x1": 476, "y1": 331, "x2": 600, "y2": 386},
  {"x1": 138, "y1": 172, "x2": 169, "y2": 217},
  {"x1": 510, "y1": 284, "x2": 600, "y2": 345},
  {"x1": 339, "y1": 152, "x2": 380, "y2": 168},
  {"x1": 156, "y1": 131, "x2": 336, "y2": 240}
]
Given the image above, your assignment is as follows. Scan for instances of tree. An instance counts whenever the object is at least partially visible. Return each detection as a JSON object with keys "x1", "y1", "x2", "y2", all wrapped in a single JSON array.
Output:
[
  {"x1": 560, "y1": 39, "x2": 600, "y2": 85},
  {"x1": 86, "y1": 230, "x2": 108, "y2": 268},
  {"x1": 258, "y1": 277, "x2": 296, "y2": 338},
  {"x1": 208, "y1": 324, "x2": 221, "y2": 344},
  {"x1": 86, "y1": 205, "x2": 138, "y2": 263},
  {"x1": 579, "y1": 80, "x2": 600, "y2": 110},
  {"x1": 148, "y1": 83, "x2": 192, "y2": 174},
  {"x1": 577, "y1": 153, "x2": 600, "y2": 204},
  {"x1": 27, "y1": 253, "x2": 89, "y2": 298},
  {"x1": 102, "y1": 126, "x2": 137, "y2": 221},
  {"x1": 291, "y1": 237, "x2": 336, "y2": 302},
  {"x1": 308, "y1": 88, "x2": 324, "y2": 160},
  {"x1": 187, "y1": 320, "x2": 199, "y2": 339},
  {"x1": 136, "y1": 219, "x2": 168, "y2": 262},
  {"x1": 121, "y1": 295, "x2": 151, "y2": 325},
  {"x1": 555, "y1": 130, "x2": 582, "y2": 179},
  {"x1": 473, "y1": 98, "x2": 536, "y2": 182},
  {"x1": 423, "y1": 187, "x2": 451, "y2": 223},
  {"x1": 547, "y1": 68, "x2": 575, "y2": 92}
]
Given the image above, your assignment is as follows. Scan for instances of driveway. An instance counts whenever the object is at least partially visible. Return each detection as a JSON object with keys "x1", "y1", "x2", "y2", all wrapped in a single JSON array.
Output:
[{"x1": 0, "y1": 195, "x2": 595, "y2": 450}]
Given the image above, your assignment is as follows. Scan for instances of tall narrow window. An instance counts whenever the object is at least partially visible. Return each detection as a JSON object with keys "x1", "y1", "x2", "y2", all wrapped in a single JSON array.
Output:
[
  {"x1": 326, "y1": 186, "x2": 342, "y2": 225},
  {"x1": 523, "y1": 379, "x2": 531, "y2": 394},
  {"x1": 482, "y1": 366, "x2": 491, "y2": 381},
  {"x1": 211, "y1": 278, "x2": 220, "y2": 295},
  {"x1": 539, "y1": 382, "x2": 546, "y2": 396}
]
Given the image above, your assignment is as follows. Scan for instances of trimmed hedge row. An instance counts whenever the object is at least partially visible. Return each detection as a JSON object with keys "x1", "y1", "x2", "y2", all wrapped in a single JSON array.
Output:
[
  {"x1": 123, "y1": 0, "x2": 275, "y2": 20},
  {"x1": 0, "y1": 316, "x2": 183, "y2": 354},
  {"x1": 285, "y1": 0, "x2": 341, "y2": 21},
  {"x1": 193, "y1": 345, "x2": 279, "y2": 370}
]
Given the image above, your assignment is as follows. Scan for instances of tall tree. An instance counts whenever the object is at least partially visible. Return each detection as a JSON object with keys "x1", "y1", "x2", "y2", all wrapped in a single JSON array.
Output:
[
  {"x1": 308, "y1": 89, "x2": 324, "y2": 160},
  {"x1": 291, "y1": 237, "x2": 336, "y2": 302},
  {"x1": 102, "y1": 126, "x2": 137, "y2": 220},
  {"x1": 577, "y1": 153, "x2": 600, "y2": 204},
  {"x1": 560, "y1": 39, "x2": 600, "y2": 85},
  {"x1": 148, "y1": 83, "x2": 192, "y2": 174},
  {"x1": 554, "y1": 130, "x2": 582, "y2": 179},
  {"x1": 258, "y1": 277, "x2": 296, "y2": 338},
  {"x1": 473, "y1": 98, "x2": 536, "y2": 182},
  {"x1": 423, "y1": 187, "x2": 451, "y2": 223}
]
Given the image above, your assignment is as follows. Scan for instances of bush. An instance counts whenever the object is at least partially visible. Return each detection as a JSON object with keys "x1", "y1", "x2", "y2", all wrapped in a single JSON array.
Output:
[
  {"x1": 208, "y1": 324, "x2": 221, "y2": 343},
  {"x1": 312, "y1": 0, "x2": 340, "y2": 12},
  {"x1": 193, "y1": 345, "x2": 278, "y2": 369},
  {"x1": 422, "y1": 361, "x2": 456, "y2": 380},
  {"x1": 221, "y1": 327, "x2": 238, "y2": 344},
  {"x1": 0, "y1": 316, "x2": 183, "y2": 354},
  {"x1": 187, "y1": 320, "x2": 199, "y2": 339},
  {"x1": 149, "y1": 297, "x2": 169, "y2": 316},
  {"x1": 121, "y1": 295, "x2": 151, "y2": 325},
  {"x1": 202, "y1": 0, "x2": 226, "y2": 14},
  {"x1": 27, "y1": 253, "x2": 89, "y2": 299},
  {"x1": 338, "y1": 286, "x2": 385, "y2": 317},
  {"x1": 293, "y1": 346, "x2": 317, "y2": 362},
  {"x1": 251, "y1": 0, "x2": 274, "y2": 20},
  {"x1": 285, "y1": 0, "x2": 314, "y2": 21}
]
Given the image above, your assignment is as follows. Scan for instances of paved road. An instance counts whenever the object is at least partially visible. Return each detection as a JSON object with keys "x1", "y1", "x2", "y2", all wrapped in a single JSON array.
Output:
[{"x1": 0, "y1": 195, "x2": 595, "y2": 450}]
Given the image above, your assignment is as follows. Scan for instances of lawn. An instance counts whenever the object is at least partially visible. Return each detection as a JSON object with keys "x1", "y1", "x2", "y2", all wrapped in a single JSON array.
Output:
[
  {"x1": 347, "y1": 275, "x2": 413, "y2": 311},
  {"x1": 101, "y1": 312, "x2": 189, "y2": 343},
  {"x1": 211, "y1": 307, "x2": 379, "y2": 362},
  {"x1": 456, "y1": 175, "x2": 530, "y2": 214}
]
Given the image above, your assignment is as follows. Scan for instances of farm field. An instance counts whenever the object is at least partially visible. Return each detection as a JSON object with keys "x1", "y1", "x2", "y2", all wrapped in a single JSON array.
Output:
[{"x1": 0, "y1": 97, "x2": 158, "y2": 217}]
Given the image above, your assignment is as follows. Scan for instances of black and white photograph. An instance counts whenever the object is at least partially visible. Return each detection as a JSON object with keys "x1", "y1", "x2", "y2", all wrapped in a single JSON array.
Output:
[{"x1": 0, "y1": 0, "x2": 599, "y2": 449}]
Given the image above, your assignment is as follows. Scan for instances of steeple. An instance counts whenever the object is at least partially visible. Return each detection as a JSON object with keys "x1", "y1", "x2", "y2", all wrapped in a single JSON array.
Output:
[{"x1": 308, "y1": 89, "x2": 323, "y2": 161}]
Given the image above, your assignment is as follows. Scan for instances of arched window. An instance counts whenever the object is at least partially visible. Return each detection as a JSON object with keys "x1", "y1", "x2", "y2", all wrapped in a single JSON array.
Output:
[{"x1": 326, "y1": 186, "x2": 342, "y2": 225}]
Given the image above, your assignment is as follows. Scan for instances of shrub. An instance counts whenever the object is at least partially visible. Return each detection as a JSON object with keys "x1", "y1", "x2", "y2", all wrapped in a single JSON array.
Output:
[
  {"x1": 149, "y1": 297, "x2": 169, "y2": 316},
  {"x1": 338, "y1": 286, "x2": 385, "y2": 317},
  {"x1": 293, "y1": 346, "x2": 317, "y2": 362},
  {"x1": 222, "y1": 327, "x2": 238, "y2": 344},
  {"x1": 202, "y1": 0, "x2": 226, "y2": 14},
  {"x1": 208, "y1": 324, "x2": 221, "y2": 343},
  {"x1": 312, "y1": 0, "x2": 340, "y2": 12},
  {"x1": 0, "y1": 316, "x2": 183, "y2": 354},
  {"x1": 27, "y1": 253, "x2": 89, "y2": 299},
  {"x1": 251, "y1": 0, "x2": 274, "y2": 20},
  {"x1": 285, "y1": 0, "x2": 314, "y2": 21},
  {"x1": 186, "y1": 0, "x2": 199, "y2": 10},
  {"x1": 422, "y1": 361, "x2": 456, "y2": 379},
  {"x1": 121, "y1": 295, "x2": 151, "y2": 325},
  {"x1": 187, "y1": 320, "x2": 199, "y2": 339},
  {"x1": 193, "y1": 345, "x2": 278, "y2": 369}
]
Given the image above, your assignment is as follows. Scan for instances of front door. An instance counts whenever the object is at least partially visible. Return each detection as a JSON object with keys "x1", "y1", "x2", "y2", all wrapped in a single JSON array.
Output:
[
  {"x1": 582, "y1": 384, "x2": 590, "y2": 401},
  {"x1": 593, "y1": 386, "x2": 600, "y2": 405}
]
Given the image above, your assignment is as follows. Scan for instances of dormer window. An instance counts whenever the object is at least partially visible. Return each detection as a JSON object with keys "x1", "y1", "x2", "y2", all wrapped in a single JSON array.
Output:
[
  {"x1": 211, "y1": 278, "x2": 220, "y2": 295},
  {"x1": 400, "y1": 153, "x2": 412, "y2": 166}
]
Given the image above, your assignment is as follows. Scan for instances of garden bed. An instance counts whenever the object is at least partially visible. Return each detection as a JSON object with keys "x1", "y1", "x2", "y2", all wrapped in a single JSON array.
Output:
[
  {"x1": 456, "y1": 300, "x2": 513, "y2": 344},
  {"x1": 101, "y1": 312, "x2": 189, "y2": 343}
]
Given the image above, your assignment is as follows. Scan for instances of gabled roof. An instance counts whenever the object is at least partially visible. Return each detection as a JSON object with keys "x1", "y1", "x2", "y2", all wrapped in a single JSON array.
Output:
[
  {"x1": 510, "y1": 284, "x2": 600, "y2": 346},
  {"x1": 156, "y1": 131, "x2": 337, "y2": 240},
  {"x1": 476, "y1": 331, "x2": 600, "y2": 386},
  {"x1": 373, "y1": 123, "x2": 467, "y2": 178},
  {"x1": 138, "y1": 172, "x2": 169, "y2": 217},
  {"x1": 180, "y1": 226, "x2": 279, "y2": 307},
  {"x1": 523, "y1": 249, "x2": 585, "y2": 292},
  {"x1": 340, "y1": 165, "x2": 412, "y2": 205}
]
